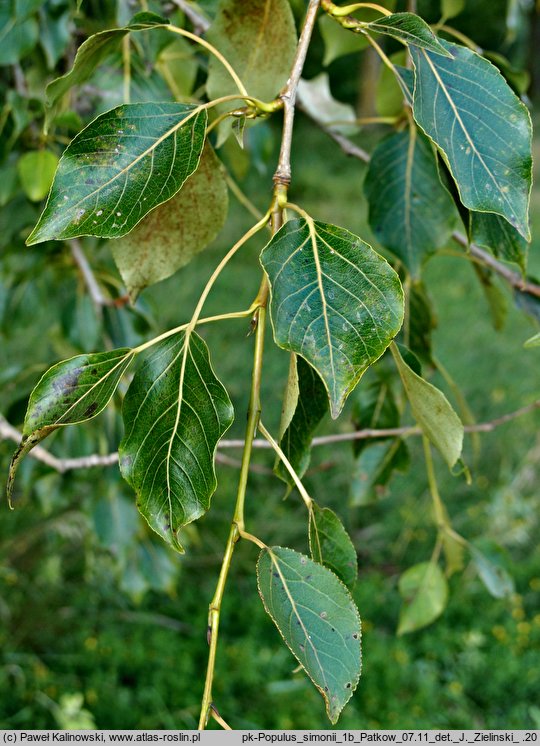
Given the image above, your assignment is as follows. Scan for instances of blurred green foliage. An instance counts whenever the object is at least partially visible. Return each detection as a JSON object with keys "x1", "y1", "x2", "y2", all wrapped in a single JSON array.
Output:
[{"x1": 1, "y1": 0, "x2": 539, "y2": 730}]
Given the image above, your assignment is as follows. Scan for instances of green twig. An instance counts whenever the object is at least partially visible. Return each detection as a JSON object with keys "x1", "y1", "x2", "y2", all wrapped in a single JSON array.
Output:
[{"x1": 198, "y1": 283, "x2": 269, "y2": 730}]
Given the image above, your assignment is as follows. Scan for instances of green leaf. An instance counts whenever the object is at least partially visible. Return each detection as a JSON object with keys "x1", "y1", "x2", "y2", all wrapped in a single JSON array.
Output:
[
  {"x1": 39, "y1": 7, "x2": 71, "y2": 70},
  {"x1": 391, "y1": 344, "x2": 463, "y2": 468},
  {"x1": 470, "y1": 211, "x2": 528, "y2": 274},
  {"x1": 351, "y1": 374, "x2": 400, "y2": 456},
  {"x1": 442, "y1": 532, "x2": 465, "y2": 577},
  {"x1": 514, "y1": 285, "x2": 540, "y2": 323},
  {"x1": 441, "y1": 0, "x2": 464, "y2": 19},
  {"x1": 275, "y1": 356, "x2": 328, "y2": 489},
  {"x1": 111, "y1": 144, "x2": 228, "y2": 301},
  {"x1": 261, "y1": 218, "x2": 404, "y2": 418},
  {"x1": 119, "y1": 332, "x2": 234, "y2": 553},
  {"x1": 23, "y1": 349, "x2": 134, "y2": 434},
  {"x1": 410, "y1": 40, "x2": 532, "y2": 240},
  {"x1": 309, "y1": 504, "x2": 358, "y2": 588},
  {"x1": 472, "y1": 264, "x2": 508, "y2": 332},
  {"x1": 406, "y1": 281, "x2": 437, "y2": 365},
  {"x1": 365, "y1": 13, "x2": 451, "y2": 57},
  {"x1": 45, "y1": 14, "x2": 170, "y2": 109},
  {"x1": 156, "y1": 36, "x2": 198, "y2": 100},
  {"x1": 17, "y1": 150, "x2": 59, "y2": 202},
  {"x1": 297, "y1": 74, "x2": 359, "y2": 136},
  {"x1": 26, "y1": 102, "x2": 207, "y2": 246},
  {"x1": 206, "y1": 0, "x2": 297, "y2": 104},
  {"x1": 375, "y1": 51, "x2": 407, "y2": 117},
  {"x1": 7, "y1": 348, "x2": 134, "y2": 502},
  {"x1": 365, "y1": 127, "x2": 457, "y2": 277},
  {"x1": 483, "y1": 51, "x2": 530, "y2": 97},
  {"x1": 524, "y1": 331, "x2": 540, "y2": 348},
  {"x1": 0, "y1": 6, "x2": 38, "y2": 66},
  {"x1": 397, "y1": 561, "x2": 448, "y2": 635},
  {"x1": 350, "y1": 438, "x2": 409, "y2": 505},
  {"x1": 257, "y1": 546, "x2": 361, "y2": 723},
  {"x1": 319, "y1": 14, "x2": 368, "y2": 66},
  {"x1": 470, "y1": 546, "x2": 514, "y2": 599}
]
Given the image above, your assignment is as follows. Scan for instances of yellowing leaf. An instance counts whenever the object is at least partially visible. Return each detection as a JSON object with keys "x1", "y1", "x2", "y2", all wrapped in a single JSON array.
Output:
[
  {"x1": 398, "y1": 561, "x2": 448, "y2": 635},
  {"x1": 111, "y1": 144, "x2": 228, "y2": 300},
  {"x1": 391, "y1": 344, "x2": 463, "y2": 468},
  {"x1": 27, "y1": 103, "x2": 207, "y2": 245},
  {"x1": 17, "y1": 150, "x2": 59, "y2": 202}
]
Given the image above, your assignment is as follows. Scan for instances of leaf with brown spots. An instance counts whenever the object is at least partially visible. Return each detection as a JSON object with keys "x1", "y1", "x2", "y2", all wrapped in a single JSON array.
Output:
[
  {"x1": 257, "y1": 546, "x2": 362, "y2": 723},
  {"x1": 7, "y1": 348, "x2": 134, "y2": 503},
  {"x1": 26, "y1": 102, "x2": 207, "y2": 245},
  {"x1": 111, "y1": 144, "x2": 228, "y2": 301},
  {"x1": 206, "y1": 0, "x2": 297, "y2": 105}
]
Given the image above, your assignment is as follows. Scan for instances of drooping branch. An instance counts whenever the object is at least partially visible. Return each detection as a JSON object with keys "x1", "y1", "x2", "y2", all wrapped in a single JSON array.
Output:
[
  {"x1": 0, "y1": 415, "x2": 120, "y2": 473},
  {"x1": 3, "y1": 400, "x2": 539, "y2": 475}
]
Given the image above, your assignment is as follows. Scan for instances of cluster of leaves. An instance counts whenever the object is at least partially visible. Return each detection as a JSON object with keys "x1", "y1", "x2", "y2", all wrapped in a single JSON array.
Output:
[{"x1": 1, "y1": 0, "x2": 537, "y2": 726}]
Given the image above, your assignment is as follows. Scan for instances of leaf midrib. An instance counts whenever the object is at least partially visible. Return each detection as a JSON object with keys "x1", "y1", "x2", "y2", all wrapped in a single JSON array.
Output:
[
  {"x1": 31, "y1": 105, "x2": 205, "y2": 241},
  {"x1": 420, "y1": 49, "x2": 517, "y2": 221}
]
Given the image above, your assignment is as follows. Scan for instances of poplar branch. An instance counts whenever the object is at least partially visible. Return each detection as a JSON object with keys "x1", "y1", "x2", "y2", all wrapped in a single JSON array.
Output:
[
  {"x1": 273, "y1": 0, "x2": 321, "y2": 187},
  {"x1": 3, "y1": 400, "x2": 539, "y2": 476}
]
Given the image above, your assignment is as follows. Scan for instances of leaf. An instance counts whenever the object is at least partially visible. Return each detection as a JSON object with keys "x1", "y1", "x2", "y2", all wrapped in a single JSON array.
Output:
[
  {"x1": 26, "y1": 102, "x2": 207, "y2": 246},
  {"x1": 351, "y1": 374, "x2": 400, "y2": 456},
  {"x1": 365, "y1": 13, "x2": 451, "y2": 57},
  {"x1": 275, "y1": 356, "x2": 328, "y2": 488},
  {"x1": 156, "y1": 35, "x2": 198, "y2": 100},
  {"x1": 309, "y1": 504, "x2": 358, "y2": 588},
  {"x1": 524, "y1": 331, "x2": 540, "y2": 348},
  {"x1": 410, "y1": 40, "x2": 532, "y2": 240},
  {"x1": 470, "y1": 211, "x2": 528, "y2": 274},
  {"x1": 45, "y1": 13, "x2": 170, "y2": 109},
  {"x1": 349, "y1": 438, "x2": 409, "y2": 505},
  {"x1": 111, "y1": 144, "x2": 228, "y2": 301},
  {"x1": 391, "y1": 344, "x2": 463, "y2": 468},
  {"x1": 406, "y1": 281, "x2": 437, "y2": 364},
  {"x1": 17, "y1": 150, "x2": 59, "y2": 202},
  {"x1": 441, "y1": 0, "x2": 464, "y2": 19},
  {"x1": 514, "y1": 286, "x2": 540, "y2": 323},
  {"x1": 483, "y1": 51, "x2": 530, "y2": 97},
  {"x1": 257, "y1": 546, "x2": 361, "y2": 723},
  {"x1": 472, "y1": 264, "x2": 508, "y2": 332},
  {"x1": 7, "y1": 348, "x2": 134, "y2": 502},
  {"x1": 261, "y1": 218, "x2": 404, "y2": 418},
  {"x1": 397, "y1": 561, "x2": 448, "y2": 635},
  {"x1": 119, "y1": 332, "x2": 234, "y2": 553},
  {"x1": 318, "y1": 14, "x2": 368, "y2": 66},
  {"x1": 206, "y1": 0, "x2": 297, "y2": 104},
  {"x1": 470, "y1": 546, "x2": 514, "y2": 599},
  {"x1": 365, "y1": 127, "x2": 457, "y2": 277},
  {"x1": 39, "y1": 7, "x2": 71, "y2": 70},
  {"x1": 375, "y1": 51, "x2": 407, "y2": 117},
  {"x1": 297, "y1": 74, "x2": 359, "y2": 136},
  {"x1": 0, "y1": 5, "x2": 38, "y2": 66},
  {"x1": 442, "y1": 532, "x2": 465, "y2": 577}
]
